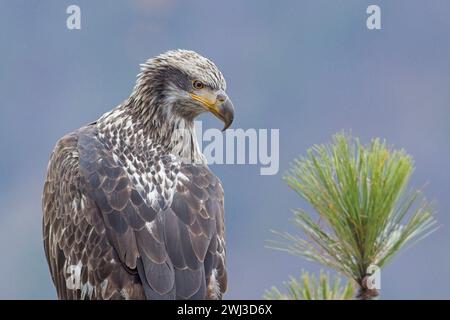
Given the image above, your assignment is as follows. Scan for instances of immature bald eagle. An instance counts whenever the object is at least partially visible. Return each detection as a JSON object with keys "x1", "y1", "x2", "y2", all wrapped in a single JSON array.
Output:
[{"x1": 42, "y1": 50, "x2": 234, "y2": 300}]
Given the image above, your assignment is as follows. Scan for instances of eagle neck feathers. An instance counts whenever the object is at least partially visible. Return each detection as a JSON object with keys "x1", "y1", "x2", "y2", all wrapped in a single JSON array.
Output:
[{"x1": 96, "y1": 98, "x2": 205, "y2": 166}]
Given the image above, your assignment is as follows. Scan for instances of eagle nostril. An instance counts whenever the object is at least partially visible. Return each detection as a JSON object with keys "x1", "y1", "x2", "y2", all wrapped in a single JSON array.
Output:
[{"x1": 216, "y1": 93, "x2": 227, "y2": 103}]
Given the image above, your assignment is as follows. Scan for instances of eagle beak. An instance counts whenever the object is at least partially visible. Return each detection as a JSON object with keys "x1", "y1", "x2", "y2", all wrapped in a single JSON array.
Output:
[
  {"x1": 215, "y1": 93, "x2": 234, "y2": 131},
  {"x1": 190, "y1": 92, "x2": 234, "y2": 131}
]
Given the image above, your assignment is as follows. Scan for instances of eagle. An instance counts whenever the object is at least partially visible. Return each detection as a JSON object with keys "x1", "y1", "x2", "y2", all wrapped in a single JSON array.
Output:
[{"x1": 42, "y1": 50, "x2": 234, "y2": 300}]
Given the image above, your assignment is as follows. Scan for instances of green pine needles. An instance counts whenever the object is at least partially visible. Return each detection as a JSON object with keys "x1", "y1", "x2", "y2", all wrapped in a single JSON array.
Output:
[
  {"x1": 268, "y1": 133, "x2": 437, "y2": 299},
  {"x1": 264, "y1": 270, "x2": 355, "y2": 300}
]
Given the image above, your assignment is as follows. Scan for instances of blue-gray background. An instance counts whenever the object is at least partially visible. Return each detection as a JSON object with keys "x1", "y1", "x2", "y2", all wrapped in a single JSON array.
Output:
[{"x1": 1, "y1": 0, "x2": 449, "y2": 299}]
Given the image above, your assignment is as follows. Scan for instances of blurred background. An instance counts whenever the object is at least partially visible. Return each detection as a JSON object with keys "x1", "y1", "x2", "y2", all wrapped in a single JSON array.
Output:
[{"x1": 0, "y1": 0, "x2": 449, "y2": 299}]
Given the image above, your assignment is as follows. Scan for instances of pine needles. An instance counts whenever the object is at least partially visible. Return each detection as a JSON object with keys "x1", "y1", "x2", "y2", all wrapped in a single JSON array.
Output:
[
  {"x1": 267, "y1": 133, "x2": 437, "y2": 299},
  {"x1": 264, "y1": 270, "x2": 355, "y2": 300}
]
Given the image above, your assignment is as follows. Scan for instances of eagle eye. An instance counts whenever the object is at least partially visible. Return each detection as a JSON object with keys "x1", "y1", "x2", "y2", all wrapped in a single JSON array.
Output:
[{"x1": 192, "y1": 80, "x2": 204, "y2": 90}]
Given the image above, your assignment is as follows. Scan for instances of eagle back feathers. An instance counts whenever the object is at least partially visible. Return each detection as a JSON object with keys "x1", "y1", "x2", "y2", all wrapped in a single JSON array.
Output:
[{"x1": 43, "y1": 124, "x2": 227, "y2": 300}]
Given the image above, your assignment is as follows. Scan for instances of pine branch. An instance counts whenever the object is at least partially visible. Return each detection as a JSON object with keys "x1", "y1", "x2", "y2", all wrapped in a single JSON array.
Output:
[{"x1": 268, "y1": 133, "x2": 437, "y2": 299}]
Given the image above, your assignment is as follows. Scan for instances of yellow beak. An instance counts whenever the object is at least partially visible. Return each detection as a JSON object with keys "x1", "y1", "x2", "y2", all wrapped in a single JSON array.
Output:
[{"x1": 190, "y1": 92, "x2": 234, "y2": 131}]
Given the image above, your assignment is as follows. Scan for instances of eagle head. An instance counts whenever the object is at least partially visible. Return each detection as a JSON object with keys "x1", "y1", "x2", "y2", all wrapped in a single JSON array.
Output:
[{"x1": 133, "y1": 49, "x2": 234, "y2": 131}]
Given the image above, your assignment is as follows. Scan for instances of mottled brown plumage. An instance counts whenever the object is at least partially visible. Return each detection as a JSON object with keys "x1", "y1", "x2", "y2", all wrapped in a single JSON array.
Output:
[{"x1": 43, "y1": 50, "x2": 233, "y2": 300}]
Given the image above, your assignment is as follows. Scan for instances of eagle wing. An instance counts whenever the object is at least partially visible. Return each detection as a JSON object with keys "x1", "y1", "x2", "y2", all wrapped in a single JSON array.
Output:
[
  {"x1": 43, "y1": 126, "x2": 227, "y2": 299},
  {"x1": 42, "y1": 131, "x2": 139, "y2": 300}
]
